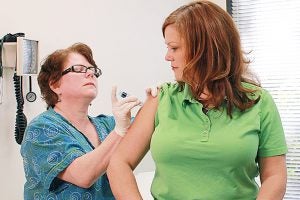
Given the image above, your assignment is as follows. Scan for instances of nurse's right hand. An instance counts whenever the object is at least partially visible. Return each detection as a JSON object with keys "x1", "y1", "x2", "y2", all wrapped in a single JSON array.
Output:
[{"x1": 111, "y1": 86, "x2": 141, "y2": 137}]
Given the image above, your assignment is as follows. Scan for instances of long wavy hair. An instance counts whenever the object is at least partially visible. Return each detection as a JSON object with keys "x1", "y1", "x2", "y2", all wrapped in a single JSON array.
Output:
[{"x1": 162, "y1": 0, "x2": 260, "y2": 117}]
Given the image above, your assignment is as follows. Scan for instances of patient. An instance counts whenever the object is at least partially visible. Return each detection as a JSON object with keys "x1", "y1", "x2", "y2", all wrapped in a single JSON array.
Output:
[{"x1": 107, "y1": 1, "x2": 288, "y2": 199}]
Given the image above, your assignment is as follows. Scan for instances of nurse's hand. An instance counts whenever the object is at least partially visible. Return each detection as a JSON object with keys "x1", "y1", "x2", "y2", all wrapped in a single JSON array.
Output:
[
  {"x1": 145, "y1": 82, "x2": 164, "y2": 97},
  {"x1": 111, "y1": 86, "x2": 141, "y2": 137}
]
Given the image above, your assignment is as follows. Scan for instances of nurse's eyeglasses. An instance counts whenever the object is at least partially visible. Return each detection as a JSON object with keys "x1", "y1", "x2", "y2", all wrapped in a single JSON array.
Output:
[{"x1": 62, "y1": 64, "x2": 102, "y2": 78}]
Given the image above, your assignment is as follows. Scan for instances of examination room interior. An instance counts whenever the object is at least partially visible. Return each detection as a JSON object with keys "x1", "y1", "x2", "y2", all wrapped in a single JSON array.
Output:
[{"x1": 1, "y1": 0, "x2": 299, "y2": 199}]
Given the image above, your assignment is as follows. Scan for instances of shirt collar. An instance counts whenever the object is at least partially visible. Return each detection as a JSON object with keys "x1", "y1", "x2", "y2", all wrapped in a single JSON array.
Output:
[{"x1": 182, "y1": 83, "x2": 198, "y2": 106}]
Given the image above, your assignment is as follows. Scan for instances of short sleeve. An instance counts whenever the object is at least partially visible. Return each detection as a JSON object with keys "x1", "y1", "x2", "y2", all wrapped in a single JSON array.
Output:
[
  {"x1": 21, "y1": 114, "x2": 87, "y2": 191},
  {"x1": 258, "y1": 89, "x2": 288, "y2": 157},
  {"x1": 93, "y1": 114, "x2": 116, "y2": 141},
  {"x1": 154, "y1": 83, "x2": 170, "y2": 127}
]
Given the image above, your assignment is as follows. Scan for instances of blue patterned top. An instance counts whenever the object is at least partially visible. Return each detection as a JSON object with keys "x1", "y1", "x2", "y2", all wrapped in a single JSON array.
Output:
[{"x1": 21, "y1": 107, "x2": 116, "y2": 200}]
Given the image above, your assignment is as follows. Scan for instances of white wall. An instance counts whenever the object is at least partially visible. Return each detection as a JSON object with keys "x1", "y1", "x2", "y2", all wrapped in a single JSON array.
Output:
[{"x1": 0, "y1": 0, "x2": 225, "y2": 199}]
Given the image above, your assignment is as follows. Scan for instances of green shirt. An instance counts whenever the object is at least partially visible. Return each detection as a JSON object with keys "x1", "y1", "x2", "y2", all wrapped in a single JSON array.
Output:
[{"x1": 150, "y1": 83, "x2": 287, "y2": 200}]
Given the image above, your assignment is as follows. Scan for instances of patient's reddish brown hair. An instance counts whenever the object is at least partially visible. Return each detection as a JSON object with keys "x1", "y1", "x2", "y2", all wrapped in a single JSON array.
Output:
[{"x1": 163, "y1": 0, "x2": 259, "y2": 117}]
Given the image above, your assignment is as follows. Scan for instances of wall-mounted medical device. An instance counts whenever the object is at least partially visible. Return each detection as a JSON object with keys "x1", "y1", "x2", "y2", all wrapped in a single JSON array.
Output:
[
  {"x1": 2, "y1": 36, "x2": 39, "y2": 75},
  {"x1": 0, "y1": 33, "x2": 39, "y2": 145}
]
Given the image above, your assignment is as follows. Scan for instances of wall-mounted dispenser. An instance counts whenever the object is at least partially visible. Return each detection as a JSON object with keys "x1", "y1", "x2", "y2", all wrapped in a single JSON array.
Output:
[{"x1": 1, "y1": 42, "x2": 17, "y2": 69}]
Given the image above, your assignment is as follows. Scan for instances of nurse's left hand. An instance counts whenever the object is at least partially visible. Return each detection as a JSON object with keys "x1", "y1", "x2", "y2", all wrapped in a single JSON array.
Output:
[{"x1": 145, "y1": 83, "x2": 163, "y2": 97}]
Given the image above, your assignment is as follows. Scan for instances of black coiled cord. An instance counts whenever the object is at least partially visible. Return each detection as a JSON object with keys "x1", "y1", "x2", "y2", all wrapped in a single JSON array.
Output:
[
  {"x1": 13, "y1": 73, "x2": 27, "y2": 144},
  {"x1": 1, "y1": 33, "x2": 26, "y2": 144}
]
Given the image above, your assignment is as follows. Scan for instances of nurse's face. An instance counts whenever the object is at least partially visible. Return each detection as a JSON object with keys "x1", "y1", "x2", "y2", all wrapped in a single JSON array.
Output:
[{"x1": 52, "y1": 53, "x2": 98, "y2": 103}]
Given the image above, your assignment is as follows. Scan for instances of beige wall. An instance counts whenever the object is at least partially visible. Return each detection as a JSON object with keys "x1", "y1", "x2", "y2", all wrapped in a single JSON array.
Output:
[
  {"x1": 0, "y1": 0, "x2": 226, "y2": 199},
  {"x1": 211, "y1": 0, "x2": 227, "y2": 10}
]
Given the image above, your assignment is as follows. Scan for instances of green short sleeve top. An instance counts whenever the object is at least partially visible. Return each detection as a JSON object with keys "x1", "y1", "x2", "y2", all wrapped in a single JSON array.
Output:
[{"x1": 150, "y1": 82, "x2": 287, "y2": 200}]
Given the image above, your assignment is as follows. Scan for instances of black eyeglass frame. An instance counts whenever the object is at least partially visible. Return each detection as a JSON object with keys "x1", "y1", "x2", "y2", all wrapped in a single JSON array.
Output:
[{"x1": 61, "y1": 64, "x2": 102, "y2": 78}]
